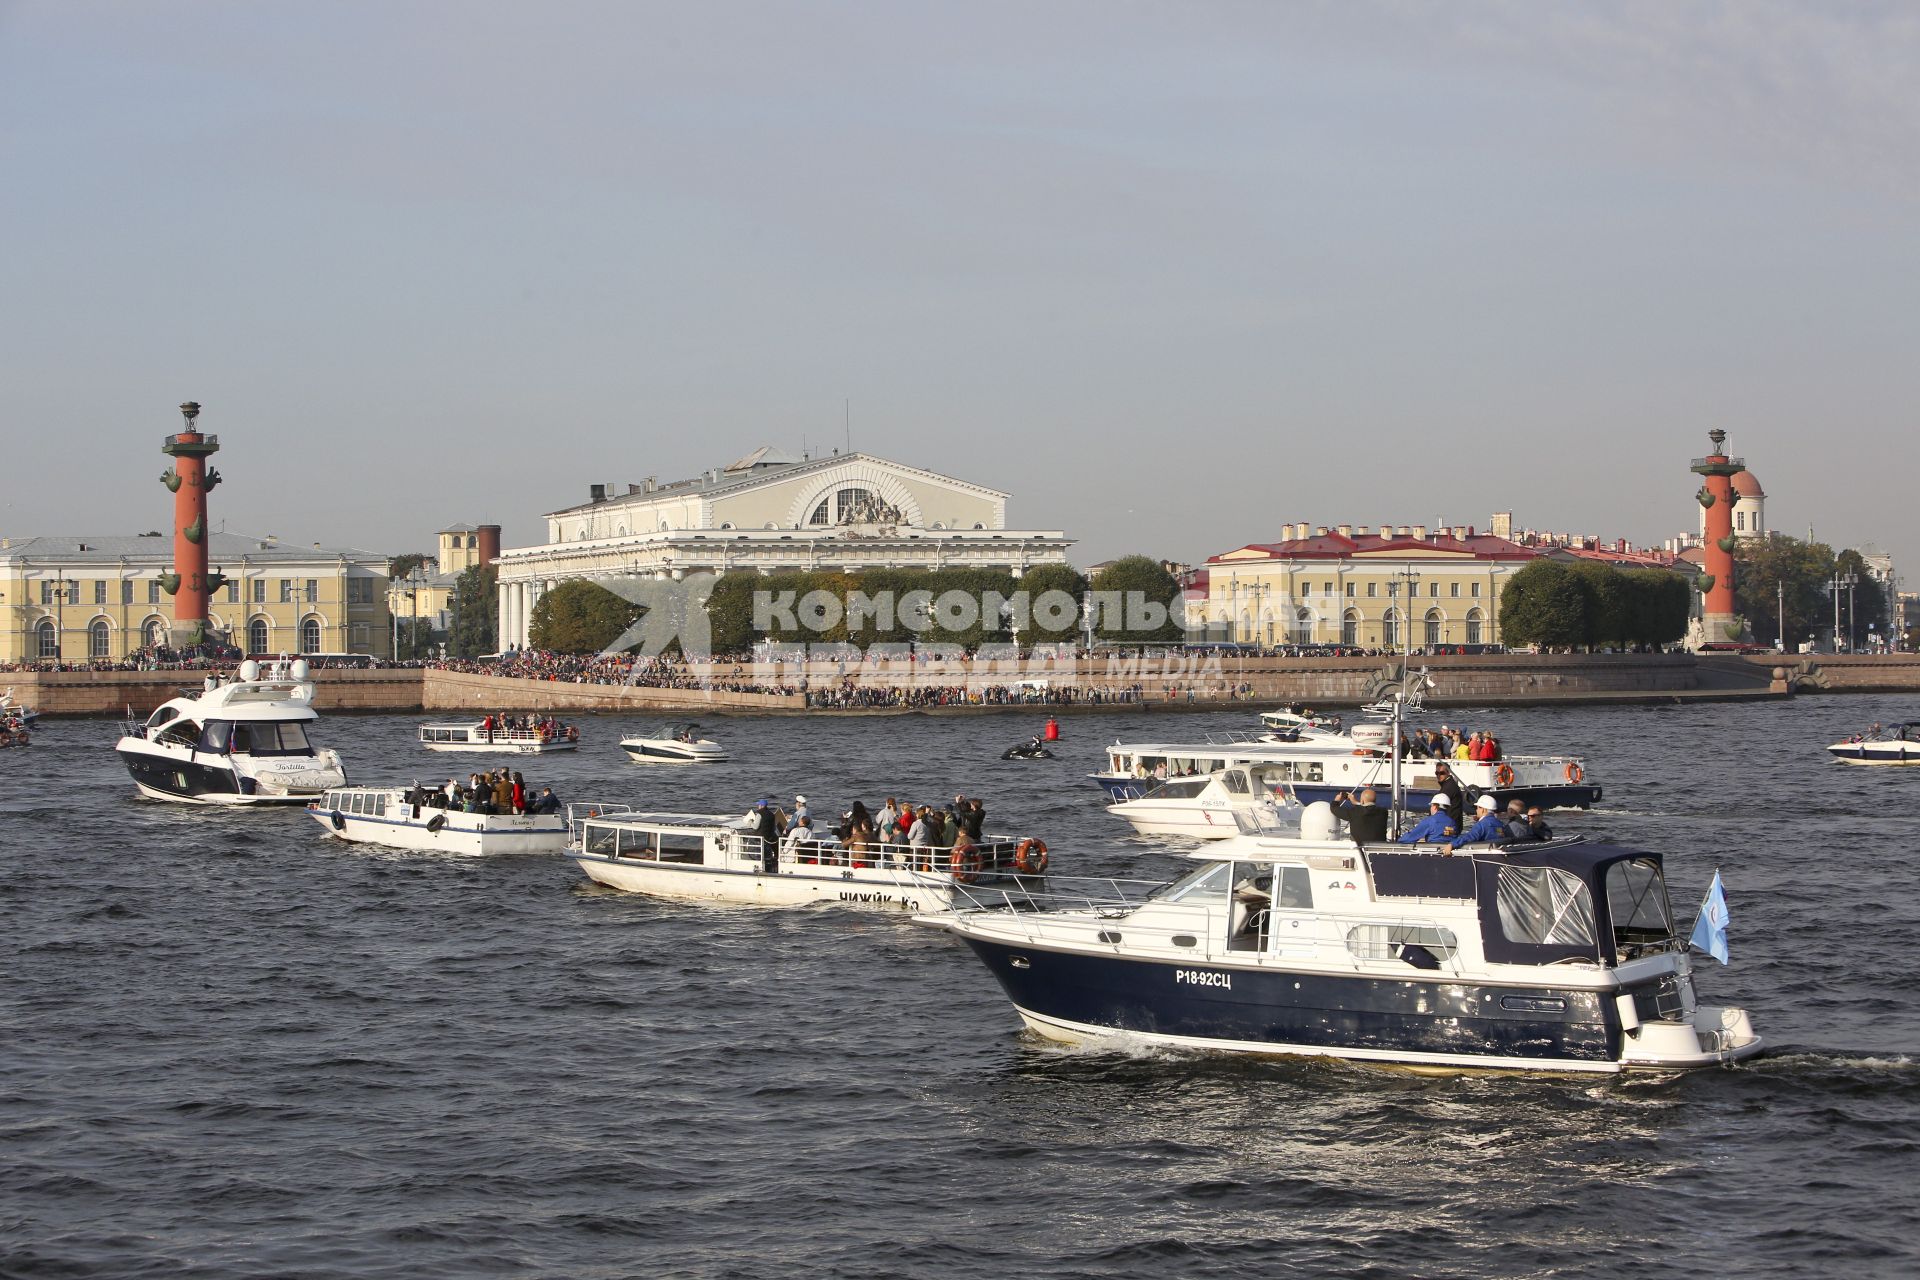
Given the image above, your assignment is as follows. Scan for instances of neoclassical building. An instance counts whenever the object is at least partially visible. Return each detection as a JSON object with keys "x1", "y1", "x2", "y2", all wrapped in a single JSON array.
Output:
[
  {"x1": 0, "y1": 533, "x2": 392, "y2": 663},
  {"x1": 495, "y1": 448, "x2": 1072, "y2": 648},
  {"x1": 1204, "y1": 523, "x2": 1538, "y2": 649}
]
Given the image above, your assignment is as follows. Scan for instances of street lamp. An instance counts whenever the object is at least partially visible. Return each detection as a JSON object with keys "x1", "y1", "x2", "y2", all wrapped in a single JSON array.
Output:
[{"x1": 1829, "y1": 572, "x2": 1857, "y2": 652}]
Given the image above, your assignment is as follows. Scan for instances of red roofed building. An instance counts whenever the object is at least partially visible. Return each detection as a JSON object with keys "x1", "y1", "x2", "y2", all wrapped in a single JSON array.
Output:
[{"x1": 1203, "y1": 522, "x2": 1537, "y2": 649}]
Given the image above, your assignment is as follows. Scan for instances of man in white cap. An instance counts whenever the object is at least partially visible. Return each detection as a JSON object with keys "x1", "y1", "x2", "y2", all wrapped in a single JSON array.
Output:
[
  {"x1": 793, "y1": 794, "x2": 810, "y2": 826},
  {"x1": 1451, "y1": 792, "x2": 1513, "y2": 849},
  {"x1": 1397, "y1": 793, "x2": 1458, "y2": 844}
]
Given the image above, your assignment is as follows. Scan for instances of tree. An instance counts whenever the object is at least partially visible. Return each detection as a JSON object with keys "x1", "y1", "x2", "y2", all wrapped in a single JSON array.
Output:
[
  {"x1": 393, "y1": 617, "x2": 437, "y2": 661},
  {"x1": 388, "y1": 552, "x2": 432, "y2": 582},
  {"x1": 448, "y1": 563, "x2": 498, "y2": 658},
  {"x1": 1016, "y1": 563, "x2": 1090, "y2": 647},
  {"x1": 1735, "y1": 535, "x2": 1833, "y2": 650},
  {"x1": 1499, "y1": 560, "x2": 1588, "y2": 649},
  {"x1": 1566, "y1": 561, "x2": 1630, "y2": 648},
  {"x1": 1622, "y1": 569, "x2": 1690, "y2": 648},
  {"x1": 1834, "y1": 549, "x2": 1889, "y2": 650},
  {"x1": 1089, "y1": 556, "x2": 1183, "y2": 644},
  {"x1": 528, "y1": 579, "x2": 645, "y2": 654}
]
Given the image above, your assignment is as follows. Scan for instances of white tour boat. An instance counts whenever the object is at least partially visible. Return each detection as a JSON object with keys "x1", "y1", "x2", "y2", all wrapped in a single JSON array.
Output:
[
  {"x1": 115, "y1": 658, "x2": 347, "y2": 805},
  {"x1": 307, "y1": 786, "x2": 571, "y2": 855},
  {"x1": 619, "y1": 723, "x2": 727, "y2": 764},
  {"x1": 920, "y1": 806, "x2": 1762, "y2": 1074},
  {"x1": 1094, "y1": 724, "x2": 1599, "y2": 812},
  {"x1": 1107, "y1": 762, "x2": 1301, "y2": 840},
  {"x1": 1826, "y1": 723, "x2": 1920, "y2": 766},
  {"x1": 418, "y1": 717, "x2": 579, "y2": 754},
  {"x1": 570, "y1": 810, "x2": 1050, "y2": 911}
]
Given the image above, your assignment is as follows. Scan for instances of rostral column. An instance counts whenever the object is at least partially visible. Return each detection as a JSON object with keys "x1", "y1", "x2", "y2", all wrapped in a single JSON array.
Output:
[
  {"x1": 1689, "y1": 428, "x2": 1744, "y2": 644},
  {"x1": 159, "y1": 401, "x2": 227, "y2": 647}
]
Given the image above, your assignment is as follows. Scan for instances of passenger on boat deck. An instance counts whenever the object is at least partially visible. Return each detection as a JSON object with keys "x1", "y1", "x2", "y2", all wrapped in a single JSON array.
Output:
[
  {"x1": 781, "y1": 816, "x2": 817, "y2": 855},
  {"x1": 878, "y1": 797, "x2": 902, "y2": 842},
  {"x1": 530, "y1": 787, "x2": 561, "y2": 815},
  {"x1": 1452, "y1": 794, "x2": 1512, "y2": 848},
  {"x1": 908, "y1": 806, "x2": 934, "y2": 851},
  {"x1": 960, "y1": 797, "x2": 985, "y2": 840},
  {"x1": 1525, "y1": 808, "x2": 1553, "y2": 840},
  {"x1": 511, "y1": 771, "x2": 526, "y2": 815},
  {"x1": 1503, "y1": 799, "x2": 1533, "y2": 842},
  {"x1": 751, "y1": 800, "x2": 779, "y2": 871},
  {"x1": 1398, "y1": 795, "x2": 1459, "y2": 844},
  {"x1": 1330, "y1": 788, "x2": 1389, "y2": 843},
  {"x1": 1431, "y1": 762, "x2": 1467, "y2": 817},
  {"x1": 793, "y1": 794, "x2": 809, "y2": 826}
]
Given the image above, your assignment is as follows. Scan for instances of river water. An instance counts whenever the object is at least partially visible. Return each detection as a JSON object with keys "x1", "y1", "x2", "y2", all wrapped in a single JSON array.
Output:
[{"x1": 5, "y1": 697, "x2": 1919, "y2": 1278}]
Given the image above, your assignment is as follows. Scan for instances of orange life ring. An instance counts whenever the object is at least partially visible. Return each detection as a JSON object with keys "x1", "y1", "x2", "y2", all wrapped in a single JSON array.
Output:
[
  {"x1": 1014, "y1": 838, "x2": 1049, "y2": 875},
  {"x1": 1565, "y1": 762, "x2": 1584, "y2": 784},
  {"x1": 1496, "y1": 763, "x2": 1515, "y2": 787},
  {"x1": 951, "y1": 846, "x2": 982, "y2": 885}
]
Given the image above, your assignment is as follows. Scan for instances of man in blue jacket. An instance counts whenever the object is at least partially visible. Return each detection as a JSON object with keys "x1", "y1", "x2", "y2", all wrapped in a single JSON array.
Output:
[
  {"x1": 1452, "y1": 793, "x2": 1513, "y2": 849},
  {"x1": 1397, "y1": 794, "x2": 1458, "y2": 844}
]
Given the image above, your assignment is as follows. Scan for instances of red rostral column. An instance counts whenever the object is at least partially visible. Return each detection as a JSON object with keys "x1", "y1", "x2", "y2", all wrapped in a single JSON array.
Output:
[
  {"x1": 1690, "y1": 428, "x2": 1743, "y2": 643},
  {"x1": 159, "y1": 401, "x2": 225, "y2": 648}
]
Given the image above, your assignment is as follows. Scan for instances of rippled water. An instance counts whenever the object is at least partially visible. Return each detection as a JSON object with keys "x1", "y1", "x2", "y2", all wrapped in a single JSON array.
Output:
[{"x1": 5, "y1": 697, "x2": 1919, "y2": 1277}]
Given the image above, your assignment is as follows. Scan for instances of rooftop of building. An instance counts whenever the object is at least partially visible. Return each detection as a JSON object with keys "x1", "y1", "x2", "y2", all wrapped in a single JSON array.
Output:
[
  {"x1": 1731, "y1": 469, "x2": 1765, "y2": 498},
  {"x1": 542, "y1": 447, "x2": 1010, "y2": 517},
  {"x1": 1210, "y1": 527, "x2": 1536, "y2": 565},
  {"x1": 0, "y1": 532, "x2": 390, "y2": 564}
]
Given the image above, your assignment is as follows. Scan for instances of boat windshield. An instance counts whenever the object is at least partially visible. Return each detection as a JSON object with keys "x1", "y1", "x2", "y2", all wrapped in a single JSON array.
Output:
[
  {"x1": 230, "y1": 721, "x2": 313, "y2": 756},
  {"x1": 1147, "y1": 861, "x2": 1231, "y2": 904},
  {"x1": 1604, "y1": 857, "x2": 1676, "y2": 953},
  {"x1": 1142, "y1": 777, "x2": 1210, "y2": 800}
]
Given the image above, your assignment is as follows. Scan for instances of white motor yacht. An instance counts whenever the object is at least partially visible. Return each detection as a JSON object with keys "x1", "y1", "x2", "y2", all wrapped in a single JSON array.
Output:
[
  {"x1": 309, "y1": 786, "x2": 571, "y2": 855},
  {"x1": 1107, "y1": 762, "x2": 1301, "y2": 840},
  {"x1": 619, "y1": 723, "x2": 727, "y2": 764},
  {"x1": 115, "y1": 658, "x2": 347, "y2": 804}
]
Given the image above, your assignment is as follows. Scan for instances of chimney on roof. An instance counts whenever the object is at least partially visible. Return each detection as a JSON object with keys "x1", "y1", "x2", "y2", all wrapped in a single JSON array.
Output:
[
  {"x1": 1315, "y1": 526, "x2": 1329, "y2": 537},
  {"x1": 1357, "y1": 526, "x2": 1372, "y2": 537},
  {"x1": 1336, "y1": 524, "x2": 1352, "y2": 538},
  {"x1": 589, "y1": 483, "x2": 606, "y2": 504},
  {"x1": 1413, "y1": 525, "x2": 1427, "y2": 540},
  {"x1": 1466, "y1": 526, "x2": 1476, "y2": 538},
  {"x1": 1395, "y1": 525, "x2": 1410, "y2": 538},
  {"x1": 1490, "y1": 511, "x2": 1513, "y2": 540},
  {"x1": 627, "y1": 483, "x2": 641, "y2": 495},
  {"x1": 643, "y1": 477, "x2": 657, "y2": 493}
]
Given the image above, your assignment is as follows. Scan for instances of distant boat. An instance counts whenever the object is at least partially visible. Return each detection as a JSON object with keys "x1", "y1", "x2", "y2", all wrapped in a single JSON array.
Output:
[
  {"x1": 419, "y1": 718, "x2": 579, "y2": 754},
  {"x1": 308, "y1": 786, "x2": 570, "y2": 855}
]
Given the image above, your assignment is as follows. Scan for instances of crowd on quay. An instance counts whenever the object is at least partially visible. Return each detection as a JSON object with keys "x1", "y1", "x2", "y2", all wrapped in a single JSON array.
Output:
[
  {"x1": 739, "y1": 792, "x2": 1000, "y2": 871},
  {"x1": 404, "y1": 771, "x2": 562, "y2": 816}
]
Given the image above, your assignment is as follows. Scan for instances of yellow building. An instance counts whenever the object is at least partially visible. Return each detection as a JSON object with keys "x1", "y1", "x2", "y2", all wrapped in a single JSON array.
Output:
[
  {"x1": 1205, "y1": 523, "x2": 1537, "y2": 649},
  {"x1": 385, "y1": 523, "x2": 500, "y2": 635},
  {"x1": 0, "y1": 533, "x2": 392, "y2": 663}
]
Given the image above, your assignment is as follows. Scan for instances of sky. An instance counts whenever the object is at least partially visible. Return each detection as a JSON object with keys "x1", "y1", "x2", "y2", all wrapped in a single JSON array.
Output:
[{"x1": 2, "y1": 1, "x2": 1916, "y2": 575}]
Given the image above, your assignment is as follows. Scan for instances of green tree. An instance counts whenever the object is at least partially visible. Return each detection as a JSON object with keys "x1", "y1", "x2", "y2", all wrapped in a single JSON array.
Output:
[
  {"x1": 1016, "y1": 563, "x2": 1090, "y2": 647},
  {"x1": 1089, "y1": 556, "x2": 1183, "y2": 644},
  {"x1": 388, "y1": 551, "x2": 432, "y2": 582},
  {"x1": 1566, "y1": 561, "x2": 1630, "y2": 648},
  {"x1": 528, "y1": 579, "x2": 645, "y2": 654},
  {"x1": 448, "y1": 563, "x2": 498, "y2": 658},
  {"x1": 1735, "y1": 535, "x2": 1833, "y2": 650},
  {"x1": 1834, "y1": 549, "x2": 1889, "y2": 650},
  {"x1": 393, "y1": 617, "x2": 437, "y2": 661},
  {"x1": 1499, "y1": 560, "x2": 1589, "y2": 649},
  {"x1": 1621, "y1": 569, "x2": 1690, "y2": 648}
]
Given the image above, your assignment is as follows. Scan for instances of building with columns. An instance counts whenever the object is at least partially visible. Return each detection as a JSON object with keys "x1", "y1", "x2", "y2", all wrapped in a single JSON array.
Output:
[
  {"x1": 0, "y1": 533, "x2": 392, "y2": 663},
  {"x1": 1204, "y1": 523, "x2": 1537, "y2": 649},
  {"x1": 495, "y1": 448, "x2": 1073, "y2": 649}
]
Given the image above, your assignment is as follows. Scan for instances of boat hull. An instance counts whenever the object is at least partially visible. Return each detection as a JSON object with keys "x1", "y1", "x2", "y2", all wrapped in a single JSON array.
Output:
[
  {"x1": 574, "y1": 854, "x2": 950, "y2": 910},
  {"x1": 957, "y1": 935, "x2": 1649, "y2": 1072},
  {"x1": 421, "y1": 740, "x2": 576, "y2": 754},
  {"x1": 619, "y1": 742, "x2": 727, "y2": 764},
  {"x1": 308, "y1": 807, "x2": 569, "y2": 855},
  {"x1": 117, "y1": 742, "x2": 342, "y2": 805},
  {"x1": 1092, "y1": 773, "x2": 1600, "y2": 810},
  {"x1": 1826, "y1": 745, "x2": 1920, "y2": 765}
]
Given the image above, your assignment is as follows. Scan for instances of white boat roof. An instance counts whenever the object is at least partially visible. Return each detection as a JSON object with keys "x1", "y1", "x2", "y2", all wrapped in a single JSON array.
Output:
[
  {"x1": 581, "y1": 811, "x2": 742, "y2": 829},
  {"x1": 157, "y1": 680, "x2": 319, "y2": 721}
]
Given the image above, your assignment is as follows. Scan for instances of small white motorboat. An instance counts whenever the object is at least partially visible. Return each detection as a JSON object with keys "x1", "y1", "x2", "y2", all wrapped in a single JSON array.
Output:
[
  {"x1": 308, "y1": 786, "x2": 572, "y2": 855},
  {"x1": 115, "y1": 658, "x2": 347, "y2": 805},
  {"x1": 620, "y1": 723, "x2": 727, "y2": 764},
  {"x1": 1826, "y1": 723, "x2": 1920, "y2": 765},
  {"x1": 418, "y1": 717, "x2": 579, "y2": 754},
  {"x1": 570, "y1": 810, "x2": 1051, "y2": 911}
]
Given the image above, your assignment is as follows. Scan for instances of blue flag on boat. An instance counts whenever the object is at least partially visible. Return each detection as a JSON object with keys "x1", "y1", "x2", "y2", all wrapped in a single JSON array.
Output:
[{"x1": 1689, "y1": 869, "x2": 1730, "y2": 965}]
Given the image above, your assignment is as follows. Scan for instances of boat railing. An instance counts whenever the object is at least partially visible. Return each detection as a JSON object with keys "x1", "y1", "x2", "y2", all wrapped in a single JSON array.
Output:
[
  {"x1": 567, "y1": 801, "x2": 635, "y2": 829},
  {"x1": 784, "y1": 835, "x2": 1034, "y2": 876},
  {"x1": 941, "y1": 872, "x2": 1167, "y2": 917}
]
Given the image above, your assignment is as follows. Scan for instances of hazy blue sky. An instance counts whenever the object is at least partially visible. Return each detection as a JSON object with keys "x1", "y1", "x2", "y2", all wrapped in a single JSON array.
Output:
[{"x1": 3, "y1": 1, "x2": 1915, "y2": 574}]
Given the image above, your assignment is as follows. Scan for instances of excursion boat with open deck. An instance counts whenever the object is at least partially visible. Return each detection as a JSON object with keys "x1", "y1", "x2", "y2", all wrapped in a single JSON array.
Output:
[
  {"x1": 1094, "y1": 724, "x2": 1599, "y2": 811},
  {"x1": 619, "y1": 724, "x2": 727, "y2": 764},
  {"x1": 115, "y1": 658, "x2": 347, "y2": 804},
  {"x1": 920, "y1": 806, "x2": 1761, "y2": 1074},
  {"x1": 418, "y1": 718, "x2": 578, "y2": 754},
  {"x1": 1825, "y1": 723, "x2": 1920, "y2": 765},
  {"x1": 307, "y1": 786, "x2": 571, "y2": 855},
  {"x1": 570, "y1": 809, "x2": 1050, "y2": 911}
]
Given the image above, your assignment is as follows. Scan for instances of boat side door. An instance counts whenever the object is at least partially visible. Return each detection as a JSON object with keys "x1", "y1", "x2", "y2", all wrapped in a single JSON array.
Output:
[{"x1": 1265, "y1": 865, "x2": 1318, "y2": 957}]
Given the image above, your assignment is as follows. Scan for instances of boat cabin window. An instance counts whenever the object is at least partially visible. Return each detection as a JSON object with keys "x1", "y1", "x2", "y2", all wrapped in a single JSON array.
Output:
[
  {"x1": 1604, "y1": 858, "x2": 1675, "y2": 951},
  {"x1": 340, "y1": 792, "x2": 389, "y2": 817},
  {"x1": 198, "y1": 720, "x2": 233, "y2": 752},
  {"x1": 146, "y1": 706, "x2": 180, "y2": 730},
  {"x1": 1346, "y1": 924, "x2": 1458, "y2": 962},
  {"x1": 658, "y1": 832, "x2": 705, "y2": 863},
  {"x1": 1145, "y1": 777, "x2": 1210, "y2": 800},
  {"x1": 232, "y1": 721, "x2": 313, "y2": 756},
  {"x1": 155, "y1": 718, "x2": 201, "y2": 747},
  {"x1": 1222, "y1": 770, "x2": 1251, "y2": 795},
  {"x1": 1150, "y1": 861, "x2": 1231, "y2": 904},
  {"x1": 1274, "y1": 866, "x2": 1313, "y2": 910},
  {"x1": 1281, "y1": 761, "x2": 1325, "y2": 783},
  {"x1": 1494, "y1": 865, "x2": 1597, "y2": 949},
  {"x1": 583, "y1": 823, "x2": 620, "y2": 855}
]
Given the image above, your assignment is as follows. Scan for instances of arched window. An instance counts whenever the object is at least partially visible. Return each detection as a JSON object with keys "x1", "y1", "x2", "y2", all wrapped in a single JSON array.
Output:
[
  {"x1": 1341, "y1": 610, "x2": 1359, "y2": 648},
  {"x1": 810, "y1": 499, "x2": 831, "y2": 525},
  {"x1": 1425, "y1": 608, "x2": 1443, "y2": 647},
  {"x1": 1382, "y1": 608, "x2": 1400, "y2": 650},
  {"x1": 36, "y1": 618, "x2": 57, "y2": 658},
  {"x1": 300, "y1": 618, "x2": 322, "y2": 654},
  {"x1": 466, "y1": 534, "x2": 476, "y2": 549},
  {"x1": 89, "y1": 618, "x2": 111, "y2": 659},
  {"x1": 248, "y1": 617, "x2": 269, "y2": 655},
  {"x1": 1292, "y1": 607, "x2": 1315, "y2": 644},
  {"x1": 145, "y1": 617, "x2": 167, "y2": 649},
  {"x1": 1466, "y1": 608, "x2": 1484, "y2": 646}
]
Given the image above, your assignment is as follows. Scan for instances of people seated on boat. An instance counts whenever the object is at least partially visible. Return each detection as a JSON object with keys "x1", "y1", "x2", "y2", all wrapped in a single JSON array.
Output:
[
  {"x1": 511, "y1": 771, "x2": 527, "y2": 815},
  {"x1": 1503, "y1": 799, "x2": 1534, "y2": 842},
  {"x1": 1398, "y1": 795, "x2": 1459, "y2": 844},
  {"x1": 1330, "y1": 789, "x2": 1389, "y2": 843},
  {"x1": 1525, "y1": 807, "x2": 1553, "y2": 840},
  {"x1": 781, "y1": 815, "x2": 818, "y2": 858},
  {"x1": 1152, "y1": 760, "x2": 1169, "y2": 780},
  {"x1": 1451, "y1": 794, "x2": 1513, "y2": 848},
  {"x1": 530, "y1": 786, "x2": 561, "y2": 815}
]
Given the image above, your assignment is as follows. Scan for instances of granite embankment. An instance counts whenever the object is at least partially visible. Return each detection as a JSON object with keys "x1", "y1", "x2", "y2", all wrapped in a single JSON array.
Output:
[{"x1": 20, "y1": 652, "x2": 1920, "y2": 717}]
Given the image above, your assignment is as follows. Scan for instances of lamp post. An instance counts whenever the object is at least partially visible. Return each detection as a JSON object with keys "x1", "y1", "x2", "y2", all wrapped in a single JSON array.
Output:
[
  {"x1": 1777, "y1": 579, "x2": 1785, "y2": 652},
  {"x1": 1829, "y1": 572, "x2": 1856, "y2": 653}
]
